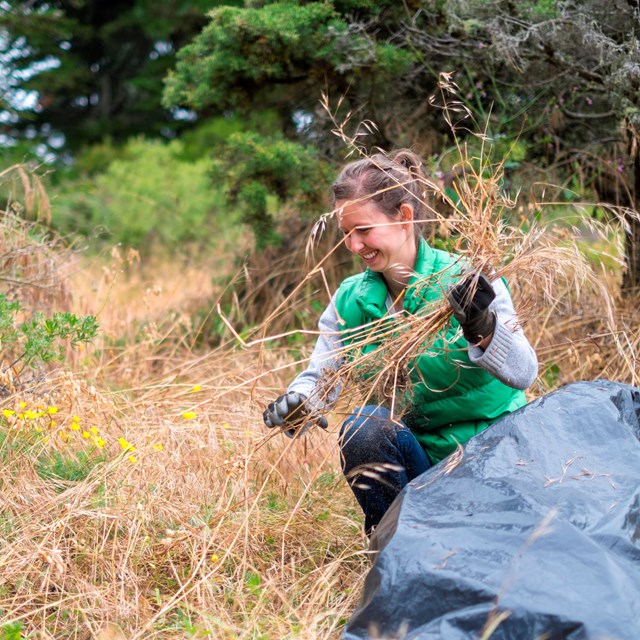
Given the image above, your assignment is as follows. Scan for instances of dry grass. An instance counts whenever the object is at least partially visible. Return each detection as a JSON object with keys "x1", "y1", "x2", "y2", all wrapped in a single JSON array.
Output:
[
  {"x1": 0, "y1": 196, "x2": 367, "y2": 638},
  {"x1": 0, "y1": 357, "x2": 366, "y2": 639}
]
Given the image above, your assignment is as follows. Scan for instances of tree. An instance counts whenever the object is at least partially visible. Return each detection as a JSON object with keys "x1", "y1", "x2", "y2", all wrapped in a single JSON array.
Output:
[
  {"x1": 165, "y1": 0, "x2": 640, "y2": 287},
  {"x1": 401, "y1": 0, "x2": 640, "y2": 289},
  {"x1": 0, "y1": 0, "x2": 235, "y2": 155},
  {"x1": 163, "y1": 1, "x2": 420, "y2": 149},
  {"x1": 162, "y1": 0, "x2": 430, "y2": 248},
  {"x1": 213, "y1": 131, "x2": 331, "y2": 249}
]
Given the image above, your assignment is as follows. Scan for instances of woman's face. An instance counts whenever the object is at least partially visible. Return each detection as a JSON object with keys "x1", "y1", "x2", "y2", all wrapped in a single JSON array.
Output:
[{"x1": 336, "y1": 199, "x2": 416, "y2": 274}]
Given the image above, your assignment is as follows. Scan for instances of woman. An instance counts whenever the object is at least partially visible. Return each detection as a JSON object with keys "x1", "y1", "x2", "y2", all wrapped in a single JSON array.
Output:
[{"x1": 263, "y1": 150, "x2": 538, "y2": 534}]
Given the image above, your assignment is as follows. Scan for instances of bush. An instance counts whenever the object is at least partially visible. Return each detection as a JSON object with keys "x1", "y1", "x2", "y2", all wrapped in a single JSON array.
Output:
[
  {"x1": 214, "y1": 131, "x2": 331, "y2": 249},
  {"x1": 0, "y1": 294, "x2": 98, "y2": 373},
  {"x1": 51, "y1": 137, "x2": 224, "y2": 253}
]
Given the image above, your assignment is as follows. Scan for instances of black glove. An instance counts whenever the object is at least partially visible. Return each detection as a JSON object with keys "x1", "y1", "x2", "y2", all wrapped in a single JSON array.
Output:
[
  {"x1": 447, "y1": 272, "x2": 496, "y2": 344},
  {"x1": 263, "y1": 391, "x2": 328, "y2": 438}
]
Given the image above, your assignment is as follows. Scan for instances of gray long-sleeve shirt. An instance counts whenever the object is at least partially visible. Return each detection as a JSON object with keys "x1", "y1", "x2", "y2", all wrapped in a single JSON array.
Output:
[{"x1": 287, "y1": 276, "x2": 538, "y2": 408}]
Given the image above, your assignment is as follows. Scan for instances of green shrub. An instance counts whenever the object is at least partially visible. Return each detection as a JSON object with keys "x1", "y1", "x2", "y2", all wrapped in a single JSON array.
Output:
[
  {"x1": 0, "y1": 622, "x2": 23, "y2": 640},
  {"x1": 51, "y1": 137, "x2": 224, "y2": 253},
  {"x1": 0, "y1": 294, "x2": 98, "y2": 373},
  {"x1": 214, "y1": 131, "x2": 331, "y2": 249}
]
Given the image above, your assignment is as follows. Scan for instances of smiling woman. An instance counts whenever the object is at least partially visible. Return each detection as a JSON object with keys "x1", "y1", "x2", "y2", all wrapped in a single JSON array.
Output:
[{"x1": 263, "y1": 149, "x2": 538, "y2": 535}]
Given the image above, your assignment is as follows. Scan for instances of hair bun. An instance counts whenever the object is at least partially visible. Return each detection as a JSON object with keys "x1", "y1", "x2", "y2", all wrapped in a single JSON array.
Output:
[{"x1": 391, "y1": 149, "x2": 424, "y2": 177}]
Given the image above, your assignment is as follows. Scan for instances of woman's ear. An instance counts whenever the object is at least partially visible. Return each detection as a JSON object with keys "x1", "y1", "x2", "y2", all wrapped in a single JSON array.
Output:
[{"x1": 399, "y1": 203, "x2": 414, "y2": 223}]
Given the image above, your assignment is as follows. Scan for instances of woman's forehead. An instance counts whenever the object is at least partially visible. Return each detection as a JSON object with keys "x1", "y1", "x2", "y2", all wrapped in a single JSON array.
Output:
[{"x1": 336, "y1": 199, "x2": 385, "y2": 223}]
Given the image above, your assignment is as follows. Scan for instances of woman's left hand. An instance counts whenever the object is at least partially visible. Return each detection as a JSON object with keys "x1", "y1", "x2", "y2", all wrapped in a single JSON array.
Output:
[{"x1": 447, "y1": 272, "x2": 496, "y2": 345}]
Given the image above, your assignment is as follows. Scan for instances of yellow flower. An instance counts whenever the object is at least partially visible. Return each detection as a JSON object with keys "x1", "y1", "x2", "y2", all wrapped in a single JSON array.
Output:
[
  {"x1": 71, "y1": 423, "x2": 81, "y2": 432},
  {"x1": 128, "y1": 455, "x2": 138, "y2": 463},
  {"x1": 24, "y1": 410, "x2": 38, "y2": 420},
  {"x1": 182, "y1": 411, "x2": 197, "y2": 420},
  {"x1": 17, "y1": 413, "x2": 24, "y2": 420},
  {"x1": 2, "y1": 409, "x2": 15, "y2": 418},
  {"x1": 82, "y1": 430, "x2": 90, "y2": 439},
  {"x1": 210, "y1": 554, "x2": 219, "y2": 563},
  {"x1": 191, "y1": 385, "x2": 202, "y2": 393},
  {"x1": 43, "y1": 436, "x2": 49, "y2": 443},
  {"x1": 221, "y1": 422, "x2": 230, "y2": 430},
  {"x1": 93, "y1": 436, "x2": 106, "y2": 449},
  {"x1": 59, "y1": 431, "x2": 70, "y2": 443},
  {"x1": 47, "y1": 407, "x2": 58, "y2": 415},
  {"x1": 118, "y1": 437, "x2": 136, "y2": 452},
  {"x1": 72, "y1": 415, "x2": 81, "y2": 423},
  {"x1": 19, "y1": 402, "x2": 26, "y2": 408},
  {"x1": 50, "y1": 421, "x2": 57, "y2": 428},
  {"x1": 152, "y1": 444, "x2": 164, "y2": 451},
  {"x1": 90, "y1": 426, "x2": 99, "y2": 435}
]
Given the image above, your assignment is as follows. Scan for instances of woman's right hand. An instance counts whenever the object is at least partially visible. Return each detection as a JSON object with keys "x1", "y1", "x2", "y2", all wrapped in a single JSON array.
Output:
[{"x1": 263, "y1": 391, "x2": 328, "y2": 438}]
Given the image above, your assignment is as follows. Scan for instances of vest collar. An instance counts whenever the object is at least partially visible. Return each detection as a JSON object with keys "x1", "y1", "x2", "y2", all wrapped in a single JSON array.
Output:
[{"x1": 354, "y1": 237, "x2": 438, "y2": 320}]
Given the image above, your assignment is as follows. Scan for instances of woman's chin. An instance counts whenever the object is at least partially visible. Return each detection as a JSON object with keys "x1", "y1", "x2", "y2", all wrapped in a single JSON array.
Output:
[{"x1": 361, "y1": 254, "x2": 382, "y2": 269}]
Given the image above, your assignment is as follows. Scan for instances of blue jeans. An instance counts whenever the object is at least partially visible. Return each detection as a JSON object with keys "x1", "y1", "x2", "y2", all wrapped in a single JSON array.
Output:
[{"x1": 339, "y1": 405, "x2": 431, "y2": 535}]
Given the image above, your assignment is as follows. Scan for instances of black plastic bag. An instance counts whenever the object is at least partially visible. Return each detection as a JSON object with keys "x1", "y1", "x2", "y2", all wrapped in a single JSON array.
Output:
[{"x1": 343, "y1": 380, "x2": 640, "y2": 640}]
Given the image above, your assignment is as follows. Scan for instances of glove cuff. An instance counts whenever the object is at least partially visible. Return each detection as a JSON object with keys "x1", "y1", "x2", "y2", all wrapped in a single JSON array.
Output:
[{"x1": 461, "y1": 310, "x2": 496, "y2": 344}]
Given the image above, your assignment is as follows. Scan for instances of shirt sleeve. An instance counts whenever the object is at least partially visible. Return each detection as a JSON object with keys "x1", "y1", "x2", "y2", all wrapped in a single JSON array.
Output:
[
  {"x1": 466, "y1": 277, "x2": 538, "y2": 390},
  {"x1": 287, "y1": 292, "x2": 344, "y2": 410}
]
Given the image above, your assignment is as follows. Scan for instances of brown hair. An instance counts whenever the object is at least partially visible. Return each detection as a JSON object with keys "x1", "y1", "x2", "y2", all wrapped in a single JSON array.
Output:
[{"x1": 331, "y1": 150, "x2": 428, "y2": 233}]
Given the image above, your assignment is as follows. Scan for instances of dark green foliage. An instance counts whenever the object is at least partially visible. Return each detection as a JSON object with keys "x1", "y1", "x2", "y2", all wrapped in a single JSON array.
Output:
[
  {"x1": 214, "y1": 131, "x2": 331, "y2": 248},
  {"x1": 0, "y1": 0, "x2": 234, "y2": 153},
  {"x1": 165, "y1": 3, "x2": 343, "y2": 112},
  {"x1": 164, "y1": 1, "x2": 416, "y2": 141}
]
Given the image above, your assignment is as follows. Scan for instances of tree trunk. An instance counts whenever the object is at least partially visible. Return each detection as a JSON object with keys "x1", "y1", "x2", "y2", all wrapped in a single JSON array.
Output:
[{"x1": 622, "y1": 154, "x2": 640, "y2": 291}]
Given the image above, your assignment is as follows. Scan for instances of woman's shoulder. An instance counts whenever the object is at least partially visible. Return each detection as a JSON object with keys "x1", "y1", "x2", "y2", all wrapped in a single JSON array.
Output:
[
  {"x1": 335, "y1": 269, "x2": 387, "y2": 298},
  {"x1": 337, "y1": 271, "x2": 368, "y2": 291}
]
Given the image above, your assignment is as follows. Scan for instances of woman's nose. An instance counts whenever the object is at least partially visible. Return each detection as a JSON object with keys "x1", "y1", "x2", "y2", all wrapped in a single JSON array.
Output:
[{"x1": 347, "y1": 232, "x2": 363, "y2": 253}]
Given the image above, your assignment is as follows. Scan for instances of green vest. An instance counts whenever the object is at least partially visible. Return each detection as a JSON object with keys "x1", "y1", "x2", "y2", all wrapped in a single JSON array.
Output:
[{"x1": 334, "y1": 238, "x2": 526, "y2": 463}]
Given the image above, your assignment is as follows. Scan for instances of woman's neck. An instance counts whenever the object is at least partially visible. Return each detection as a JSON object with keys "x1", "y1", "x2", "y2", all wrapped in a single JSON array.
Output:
[
  {"x1": 384, "y1": 275, "x2": 408, "y2": 302},
  {"x1": 383, "y1": 240, "x2": 418, "y2": 300}
]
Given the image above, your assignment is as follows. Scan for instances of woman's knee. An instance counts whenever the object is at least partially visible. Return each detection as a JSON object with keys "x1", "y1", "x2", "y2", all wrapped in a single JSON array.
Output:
[{"x1": 339, "y1": 405, "x2": 395, "y2": 451}]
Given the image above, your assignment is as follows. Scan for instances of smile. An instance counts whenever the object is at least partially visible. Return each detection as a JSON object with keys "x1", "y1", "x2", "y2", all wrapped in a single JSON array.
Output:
[{"x1": 361, "y1": 251, "x2": 378, "y2": 261}]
